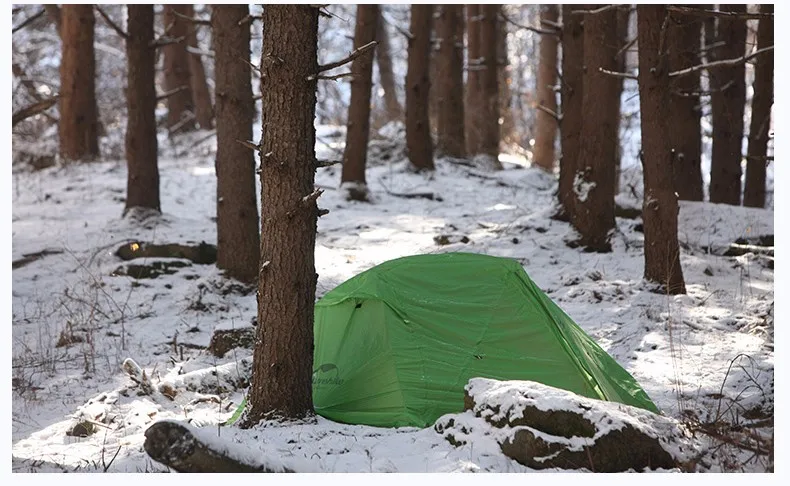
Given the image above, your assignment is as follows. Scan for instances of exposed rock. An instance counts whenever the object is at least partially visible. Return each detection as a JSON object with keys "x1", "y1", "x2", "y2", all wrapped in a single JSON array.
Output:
[{"x1": 437, "y1": 378, "x2": 697, "y2": 472}]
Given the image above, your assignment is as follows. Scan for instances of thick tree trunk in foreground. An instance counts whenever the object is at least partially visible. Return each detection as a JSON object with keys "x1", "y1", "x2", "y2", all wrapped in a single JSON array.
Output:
[
  {"x1": 186, "y1": 5, "x2": 214, "y2": 130},
  {"x1": 244, "y1": 5, "x2": 320, "y2": 424},
  {"x1": 375, "y1": 12, "x2": 403, "y2": 123},
  {"x1": 163, "y1": 5, "x2": 196, "y2": 133},
  {"x1": 570, "y1": 6, "x2": 619, "y2": 252},
  {"x1": 475, "y1": 4, "x2": 502, "y2": 170},
  {"x1": 465, "y1": 4, "x2": 481, "y2": 157},
  {"x1": 59, "y1": 5, "x2": 99, "y2": 161},
  {"x1": 435, "y1": 4, "x2": 466, "y2": 158},
  {"x1": 636, "y1": 5, "x2": 686, "y2": 294},
  {"x1": 124, "y1": 5, "x2": 159, "y2": 214},
  {"x1": 405, "y1": 4, "x2": 434, "y2": 171},
  {"x1": 667, "y1": 8, "x2": 704, "y2": 201},
  {"x1": 532, "y1": 4, "x2": 560, "y2": 172},
  {"x1": 743, "y1": 4, "x2": 774, "y2": 209},
  {"x1": 212, "y1": 4, "x2": 259, "y2": 283},
  {"x1": 557, "y1": 5, "x2": 587, "y2": 220},
  {"x1": 144, "y1": 421, "x2": 293, "y2": 473},
  {"x1": 709, "y1": 4, "x2": 747, "y2": 205},
  {"x1": 341, "y1": 4, "x2": 379, "y2": 201}
]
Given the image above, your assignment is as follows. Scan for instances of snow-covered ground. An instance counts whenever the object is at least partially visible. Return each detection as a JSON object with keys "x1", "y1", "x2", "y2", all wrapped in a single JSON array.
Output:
[{"x1": 11, "y1": 127, "x2": 773, "y2": 473}]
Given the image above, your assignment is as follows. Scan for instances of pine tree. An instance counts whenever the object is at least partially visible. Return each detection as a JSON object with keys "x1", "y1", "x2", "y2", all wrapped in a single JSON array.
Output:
[
  {"x1": 405, "y1": 4, "x2": 434, "y2": 172},
  {"x1": 341, "y1": 4, "x2": 379, "y2": 201},
  {"x1": 636, "y1": 4, "x2": 686, "y2": 294},
  {"x1": 435, "y1": 4, "x2": 466, "y2": 158},
  {"x1": 532, "y1": 4, "x2": 560, "y2": 172},
  {"x1": 59, "y1": 5, "x2": 99, "y2": 161},
  {"x1": 162, "y1": 5, "x2": 196, "y2": 133},
  {"x1": 124, "y1": 5, "x2": 159, "y2": 214},
  {"x1": 212, "y1": 5, "x2": 259, "y2": 283}
]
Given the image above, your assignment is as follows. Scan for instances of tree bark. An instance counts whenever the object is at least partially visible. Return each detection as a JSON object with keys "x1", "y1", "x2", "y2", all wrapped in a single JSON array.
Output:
[
  {"x1": 743, "y1": 4, "x2": 773, "y2": 208},
  {"x1": 375, "y1": 11, "x2": 403, "y2": 124},
  {"x1": 124, "y1": 5, "x2": 160, "y2": 214},
  {"x1": 613, "y1": 5, "x2": 630, "y2": 194},
  {"x1": 636, "y1": 5, "x2": 687, "y2": 295},
  {"x1": 532, "y1": 4, "x2": 560, "y2": 172},
  {"x1": 435, "y1": 4, "x2": 466, "y2": 158},
  {"x1": 405, "y1": 4, "x2": 435, "y2": 172},
  {"x1": 59, "y1": 5, "x2": 100, "y2": 162},
  {"x1": 244, "y1": 5, "x2": 319, "y2": 424},
  {"x1": 341, "y1": 4, "x2": 379, "y2": 201},
  {"x1": 212, "y1": 4, "x2": 259, "y2": 284},
  {"x1": 45, "y1": 4, "x2": 61, "y2": 35},
  {"x1": 465, "y1": 4, "x2": 481, "y2": 157},
  {"x1": 163, "y1": 5, "x2": 196, "y2": 133},
  {"x1": 557, "y1": 5, "x2": 587, "y2": 220},
  {"x1": 667, "y1": 7, "x2": 705, "y2": 201},
  {"x1": 476, "y1": 4, "x2": 503, "y2": 170},
  {"x1": 708, "y1": 4, "x2": 747, "y2": 205},
  {"x1": 186, "y1": 5, "x2": 214, "y2": 130},
  {"x1": 570, "y1": 6, "x2": 619, "y2": 252},
  {"x1": 144, "y1": 421, "x2": 293, "y2": 473}
]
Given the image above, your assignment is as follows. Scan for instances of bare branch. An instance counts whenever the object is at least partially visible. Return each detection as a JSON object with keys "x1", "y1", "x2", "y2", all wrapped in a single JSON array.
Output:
[
  {"x1": 12, "y1": 7, "x2": 45, "y2": 34},
  {"x1": 301, "y1": 189, "x2": 324, "y2": 206},
  {"x1": 171, "y1": 9, "x2": 212, "y2": 27},
  {"x1": 540, "y1": 19, "x2": 563, "y2": 30},
  {"x1": 598, "y1": 67, "x2": 638, "y2": 80},
  {"x1": 572, "y1": 5, "x2": 620, "y2": 15},
  {"x1": 318, "y1": 208, "x2": 330, "y2": 217},
  {"x1": 150, "y1": 35, "x2": 186, "y2": 49},
  {"x1": 95, "y1": 6, "x2": 129, "y2": 40},
  {"x1": 673, "y1": 80, "x2": 734, "y2": 98},
  {"x1": 309, "y1": 72, "x2": 354, "y2": 82},
  {"x1": 615, "y1": 37, "x2": 637, "y2": 59},
  {"x1": 240, "y1": 57, "x2": 261, "y2": 74},
  {"x1": 669, "y1": 46, "x2": 774, "y2": 78},
  {"x1": 500, "y1": 11, "x2": 559, "y2": 36},
  {"x1": 187, "y1": 45, "x2": 214, "y2": 58},
  {"x1": 315, "y1": 41, "x2": 378, "y2": 74},
  {"x1": 12, "y1": 95, "x2": 59, "y2": 127},
  {"x1": 667, "y1": 6, "x2": 773, "y2": 20},
  {"x1": 156, "y1": 85, "x2": 189, "y2": 102},
  {"x1": 236, "y1": 139, "x2": 261, "y2": 152},
  {"x1": 535, "y1": 104, "x2": 561, "y2": 122},
  {"x1": 237, "y1": 14, "x2": 262, "y2": 26},
  {"x1": 316, "y1": 160, "x2": 341, "y2": 169}
]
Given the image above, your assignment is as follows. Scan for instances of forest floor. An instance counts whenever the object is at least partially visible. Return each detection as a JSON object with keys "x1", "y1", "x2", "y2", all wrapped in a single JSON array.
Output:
[{"x1": 10, "y1": 126, "x2": 774, "y2": 473}]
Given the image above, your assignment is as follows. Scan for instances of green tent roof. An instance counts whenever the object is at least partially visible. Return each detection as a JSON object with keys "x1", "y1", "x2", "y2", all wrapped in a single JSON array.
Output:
[{"x1": 313, "y1": 252, "x2": 659, "y2": 428}]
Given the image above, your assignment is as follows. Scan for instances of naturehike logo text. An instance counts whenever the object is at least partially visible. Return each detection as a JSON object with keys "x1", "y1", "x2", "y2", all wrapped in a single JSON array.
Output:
[{"x1": 312, "y1": 363, "x2": 344, "y2": 385}]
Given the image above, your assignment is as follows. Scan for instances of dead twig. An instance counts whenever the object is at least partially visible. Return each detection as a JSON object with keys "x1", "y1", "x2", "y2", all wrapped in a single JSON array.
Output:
[
  {"x1": 95, "y1": 6, "x2": 129, "y2": 40},
  {"x1": 599, "y1": 67, "x2": 638, "y2": 80},
  {"x1": 667, "y1": 5, "x2": 773, "y2": 20},
  {"x1": 314, "y1": 41, "x2": 377, "y2": 74},
  {"x1": 156, "y1": 85, "x2": 189, "y2": 102},
  {"x1": 669, "y1": 46, "x2": 774, "y2": 78},
  {"x1": 12, "y1": 96, "x2": 59, "y2": 127},
  {"x1": 500, "y1": 11, "x2": 559, "y2": 36},
  {"x1": 150, "y1": 35, "x2": 185, "y2": 49},
  {"x1": 12, "y1": 7, "x2": 45, "y2": 34},
  {"x1": 572, "y1": 5, "x2": 620, "y2": 15},
  {"x1": 171, "y1": 9, "x2": 212, "y2": 26},
  {"x1": 535, "y1": 104, "x2": 561, "y2": 122},
  {"x1": 312, "y1": 72, "x2": 354, "y2": 82}
]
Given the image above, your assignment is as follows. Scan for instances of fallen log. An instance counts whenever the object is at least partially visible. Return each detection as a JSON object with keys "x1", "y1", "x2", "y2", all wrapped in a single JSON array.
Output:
[{"x1": 144, "y1": 420, "x2": 293, "y2": 473}]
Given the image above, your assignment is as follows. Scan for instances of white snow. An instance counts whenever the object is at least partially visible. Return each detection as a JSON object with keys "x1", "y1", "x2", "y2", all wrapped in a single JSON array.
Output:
[{"x1": 10, "y1": 125, "x2": 773, "y2": 473}]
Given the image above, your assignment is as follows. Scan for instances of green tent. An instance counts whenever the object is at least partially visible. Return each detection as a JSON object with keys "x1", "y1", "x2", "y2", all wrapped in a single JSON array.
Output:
[{"x1": 313, "y1": 252, "x2": 659, "y2": 428}]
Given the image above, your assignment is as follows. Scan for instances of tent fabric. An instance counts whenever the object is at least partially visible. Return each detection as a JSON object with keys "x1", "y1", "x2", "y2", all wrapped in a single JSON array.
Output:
[{"x1": 313, "y1": 252, "x2": 659, "y2": 428}]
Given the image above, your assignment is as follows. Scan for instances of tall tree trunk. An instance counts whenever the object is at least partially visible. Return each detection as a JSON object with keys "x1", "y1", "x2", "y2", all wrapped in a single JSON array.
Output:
[
  {"x1": 186, "y1": 5, "x2": 215, "y2": 130},
  {"x1": 163, "y1": 5, "x2": 196, "y2": 133},
  {"x1": 212, "y1": 4, "x2": 259, "y2": 284},
  {"x1": 708, "y1": 4, "x2": 747, "y2": 205},
  {"x1": 570, "y1": 6, "x2": 618, "y2": 252},
  {"x1": 667, "y1": 8, "x2": 704, "y2": 201},
  {"x1": 743, "y1": 4, "x2": 774, "y2": 208},
  {"x1": 375, "y1": 12, "x2": 403, "y2": 123},
  {"x1": 613, "y1": 5, "x2": 630, "y2": 194},
  {"x1": 557, "y1": 5, "x2": 587, "y2": 220},
  {"x1": 244, "y1": 5, "x2": 320, "y2": 424},
  {"x1": 59, "y1": 5, "x2": 99, "y2": 161},
  {"x1": 532, "y1": 4, "x2": 560, "y2": 172},
  {"x1": 124, "y1": 5, "x2": 159, "y2": 214},
  {"x1": 465, "y1": 4, "x2": 481, "y2": 156},
  {"x1": 476, "y1": 4, "x2": 502, "y2": 170},
  {"x1": 497, "y1": 7, "x2": 515, "y2": 149},
  {"x1": 435, "y1": 4, "x2": 466, "y2": 158},
  {"x1": 405, "y1": 5, "x2": 434, "y2": 172},
  {"x1": 636, "y1": 5, "x2": 686, "y2": 295},
  {"x1": 341, "y1": 4, "x2": 379, "y2": 201}
]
